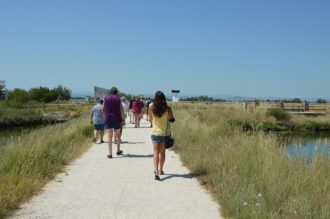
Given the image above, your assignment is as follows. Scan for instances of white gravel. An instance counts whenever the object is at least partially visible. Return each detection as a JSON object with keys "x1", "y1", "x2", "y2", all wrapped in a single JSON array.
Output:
[{"x1": 12, "y1": 119, "x2": 222, "y2": 219}]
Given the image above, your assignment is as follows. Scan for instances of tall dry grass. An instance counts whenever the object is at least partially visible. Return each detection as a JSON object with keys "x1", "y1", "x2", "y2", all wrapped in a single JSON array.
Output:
[
  {"x1": 0, "y1": 114, "x2": 93, "y2": 218},
  {"x1": 172, "y1": 103, "x2": 330, "y2": 218},
  {"x1": 0, "y1": 102, "x2": 88, "y2": 128}
]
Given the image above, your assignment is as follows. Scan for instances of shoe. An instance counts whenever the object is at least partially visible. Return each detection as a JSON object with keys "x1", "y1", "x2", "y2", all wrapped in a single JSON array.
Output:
[
  {"x1": 107, "y1": 154, "x2": 113, "y2": 159},
  {"x1": 100, "y1": 140, "x2": 105, "y2": 143},
  {"x1": 154, "y1": 171, "x2": 160, "y2": 181},
  {"x1": 116, "y1": 150, "x2": 123, "y2": 155},
  {"x1": 160, "y1": 170, "x2": 164, "y2": 175}
]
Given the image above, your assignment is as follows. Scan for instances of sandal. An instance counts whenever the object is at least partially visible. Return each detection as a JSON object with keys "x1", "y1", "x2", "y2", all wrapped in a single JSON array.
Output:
[{"x1": 154, "y1": 171, "x2": 160, "y2": 180}]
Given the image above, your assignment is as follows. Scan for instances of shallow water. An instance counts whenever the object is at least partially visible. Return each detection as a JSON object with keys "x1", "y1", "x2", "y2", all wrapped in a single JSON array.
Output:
[{"x1": 284, "y1": 134, "x2": 330, "y2": 160}]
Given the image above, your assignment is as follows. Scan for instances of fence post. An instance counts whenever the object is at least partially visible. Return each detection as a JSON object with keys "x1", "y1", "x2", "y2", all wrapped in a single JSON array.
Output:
[
  {"x1": 279, "y1": 101, "x2": 284, "y2": 110},
  {"x1": 304, "y1": 101, "x2": 309, "y2": 112}
]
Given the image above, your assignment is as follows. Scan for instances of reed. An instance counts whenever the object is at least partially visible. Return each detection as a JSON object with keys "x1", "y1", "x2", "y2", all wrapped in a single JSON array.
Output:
[
  {"x1": 172, "y1": 103, "x2": 330, "y2": 218},
  {"x1": 0, "y1": 114, "x2": 93, "y2": 218},
  {"x1": 0, "y1": 102, "x2": 87, "y2": 128}
]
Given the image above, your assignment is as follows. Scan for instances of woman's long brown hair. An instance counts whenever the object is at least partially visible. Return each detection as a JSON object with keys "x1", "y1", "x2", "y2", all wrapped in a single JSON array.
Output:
[{"x1": 152, "y1": 91, "x2": 168, "y2": 118}]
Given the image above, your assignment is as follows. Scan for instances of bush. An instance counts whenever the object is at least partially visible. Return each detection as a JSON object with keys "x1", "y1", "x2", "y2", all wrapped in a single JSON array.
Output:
[
  {"x1": 316, "y1": 99, "x2": 327, "y2": 104},
  {"x1": 7, "y1": 89, "x2": 31, "y2": 103},
  {"x1": 267, "y1": 109, "x2": 291, "y2": 122},
  {"x1": 262, "y1": 121, "x2": 279, "y2": 131}
]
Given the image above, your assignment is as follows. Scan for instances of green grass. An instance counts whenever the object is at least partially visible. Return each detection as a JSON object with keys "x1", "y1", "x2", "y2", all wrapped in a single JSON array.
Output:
[
  {"x1": 172, "y1": 103, "x2": 330, "y2": 218},
  {"x1": 0, "y1": 113, "x2": 93, "y2": 218},
  {"x1": 0, "y1": 102, "x2": 44, "y2": 127},
  {"x1": 0, "y1": 101, "x2": 88, "y2": 128}
]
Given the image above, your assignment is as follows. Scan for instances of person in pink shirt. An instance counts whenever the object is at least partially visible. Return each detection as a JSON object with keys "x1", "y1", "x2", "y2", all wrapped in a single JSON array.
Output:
[{"x1": 132, "y1": 96, "x2": 143, "y2": 128}]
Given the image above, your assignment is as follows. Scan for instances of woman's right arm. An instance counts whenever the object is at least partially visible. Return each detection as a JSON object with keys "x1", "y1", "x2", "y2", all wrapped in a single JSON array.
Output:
[
  {"x1": 168, "y1": 107, "x2": 175, "y2": 122},
  {"x1": 148, "y1": 106, "x2": 153, "y2": 122}
]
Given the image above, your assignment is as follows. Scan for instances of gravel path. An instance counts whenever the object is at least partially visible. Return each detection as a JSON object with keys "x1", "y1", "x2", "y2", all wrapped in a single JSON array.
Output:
[{"x1": 12, "y1": 118, "x2": 222, "y2": 219}]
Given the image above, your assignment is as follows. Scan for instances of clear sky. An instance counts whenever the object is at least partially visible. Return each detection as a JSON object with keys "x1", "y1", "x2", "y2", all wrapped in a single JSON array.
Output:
[{"x1": 1, "y1": 0, "x2": 329, "y2": 99}]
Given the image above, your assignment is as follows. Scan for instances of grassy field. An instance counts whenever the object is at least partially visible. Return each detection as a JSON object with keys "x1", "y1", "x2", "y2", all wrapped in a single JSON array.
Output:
[
  {"x1": 171, "y1": 103, "x2": 330, "y2": 218},
  {"x1": 0, "y1": 111, "x2": 93, "y2": 218},
  {"x1": 0, "y1": 101, "x2": 89, "y2": 128}
]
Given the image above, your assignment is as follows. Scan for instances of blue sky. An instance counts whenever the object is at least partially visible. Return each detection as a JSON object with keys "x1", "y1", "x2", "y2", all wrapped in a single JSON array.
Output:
[{"x1": 0, "y1": 0, "x2": 329, "y2": 99}]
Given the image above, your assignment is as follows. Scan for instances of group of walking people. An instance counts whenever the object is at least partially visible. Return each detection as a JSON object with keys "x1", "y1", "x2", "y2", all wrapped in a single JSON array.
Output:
[
  {"x1": 127, "y1": 95, "x2": 152, "y2": 128},
  {"x1": 91, "y1": 87, "x2": 175, "y2": 180}
]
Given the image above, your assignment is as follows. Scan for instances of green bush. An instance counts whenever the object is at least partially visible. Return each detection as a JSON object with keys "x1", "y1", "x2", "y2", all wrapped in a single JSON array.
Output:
[
  {"x1": 267, "y1": 108, "x2": 291, "y2": 122},
  {"x1": 262, "y1": 121, "x2": 279, "y2": 131}
]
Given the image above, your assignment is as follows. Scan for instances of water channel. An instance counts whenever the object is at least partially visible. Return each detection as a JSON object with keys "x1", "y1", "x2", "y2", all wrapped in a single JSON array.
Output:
[{"x1": 284, "y1": 133, "x2": 330, "y2": 161}]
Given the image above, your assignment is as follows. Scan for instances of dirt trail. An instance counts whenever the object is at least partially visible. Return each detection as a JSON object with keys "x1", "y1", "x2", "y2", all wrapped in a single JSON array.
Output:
[{"x1": 13, "y1": 118, "x2": 222, "y2": 219}]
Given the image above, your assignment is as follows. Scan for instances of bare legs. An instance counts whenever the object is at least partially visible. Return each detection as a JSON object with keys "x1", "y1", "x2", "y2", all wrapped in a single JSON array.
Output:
[
  {"x1": 134, "y1": 114, "x2": 141, "y2": 128},
  {"x1": 115, "y1": 129, "x2": 121, "y2": 152},
  {"x1": 153, "y1": 142, "x2": 166, "y2": 174},
  {"x1": 100, "y1": 130, "x2": 104, "y2": 142},
  {"x1": 159, "y1": 144, "x2": 166, "y2": 173},
  {"x1": 93, "y1": 129, "x2": 104, "y2": 143},
  {"x1": 107, "y1": 129, "x2": 114, "y2": 155},
  {"x1": 107, "y1": 129, "x2": 122, "y2": 156},
  {"x1": 129, "y1": 110, "x2": 133, "y2": 123}
]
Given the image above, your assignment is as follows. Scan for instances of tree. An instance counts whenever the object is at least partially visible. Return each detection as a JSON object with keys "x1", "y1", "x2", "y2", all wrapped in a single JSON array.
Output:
[
  {"x1": 29, "y1": 86, "x2": 54, "y2": 103},
  {"x1": 29, "y1": 85, "x2": 71, "y2": 103},
  {"x1": 183, "y1": 95, "x2": 215, "y2": 102},
  {"x1": 52, "y1": 85, "x2": 71, "y2": 101},
  {"x1": 0, "y1": 80, "x2": 6, "y2": 100},
  {"x1": 8, "y1": 88, "x2": 30, "y2": 103},
  {"x1": 316, "y1": 98, "x2": 327, "y2": 104},
  {"x1": 292, "y1": 98, "x2": 302, "y2": 103}
]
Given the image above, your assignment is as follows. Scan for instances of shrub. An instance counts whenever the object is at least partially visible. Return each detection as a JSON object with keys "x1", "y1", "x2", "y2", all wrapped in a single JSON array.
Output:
[
  {"x1": 267, "y1": 108, "x2": 291, "y2": 122},
  {"x1": 316, "y1": 98, "x2": 327, "y2": 104}
]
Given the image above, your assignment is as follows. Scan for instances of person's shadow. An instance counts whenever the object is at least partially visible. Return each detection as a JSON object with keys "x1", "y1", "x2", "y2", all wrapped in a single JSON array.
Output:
[
  {"x1": 160, "y1": 170, "x2": 207, "y2": 181},
  {"x1": 160, "y1": 173, "x2": 194, "y2": 181},
  {"x1": 124, "y1": 154, "x2": 153, "y2": 158},
  {"x1": 123, "y1": 141, "x2": 146, "y2": 144}
]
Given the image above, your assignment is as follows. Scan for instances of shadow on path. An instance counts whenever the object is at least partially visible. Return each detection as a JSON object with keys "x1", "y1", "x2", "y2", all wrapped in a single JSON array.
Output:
[
  {"x1": 124, "y1": 127, "x2": 151, "y2": 129},
  {"x1": 160, "y1": 173, "x2": 194, "y2": 181},
  {"x1": 125, "y1": 154, "x2": 153, "y2": 158},
  {"x1": 124, "y1": 141, "x2": 146, "y2": 144}
]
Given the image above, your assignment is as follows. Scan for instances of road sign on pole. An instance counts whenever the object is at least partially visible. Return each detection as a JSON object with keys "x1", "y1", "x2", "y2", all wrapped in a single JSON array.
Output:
[{"x1": 171, "y1": 90, "x2": 180, "y2": 102}]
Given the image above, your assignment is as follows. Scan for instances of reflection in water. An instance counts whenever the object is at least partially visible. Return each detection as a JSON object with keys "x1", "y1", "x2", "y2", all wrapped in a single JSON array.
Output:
[{"x1": 283, "y1": 134, "x2": 330, "y2": 161}]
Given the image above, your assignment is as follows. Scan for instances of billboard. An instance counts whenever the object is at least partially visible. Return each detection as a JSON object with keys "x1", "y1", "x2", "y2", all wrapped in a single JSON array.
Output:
[{"x1": 94, "y1": 86, "x2": 110, "y2": 100}]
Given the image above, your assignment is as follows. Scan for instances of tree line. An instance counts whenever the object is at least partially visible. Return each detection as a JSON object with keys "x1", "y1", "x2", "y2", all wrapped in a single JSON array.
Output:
[
  {"x1": 0, "y1": 81, "x2": 71, "y2": 103},
  {"x1": 181, "y1": 95, "x2": 226, "y2": 102},
  {"x1": 277, "y1": 98, "x2": 327, "y2": 104}
]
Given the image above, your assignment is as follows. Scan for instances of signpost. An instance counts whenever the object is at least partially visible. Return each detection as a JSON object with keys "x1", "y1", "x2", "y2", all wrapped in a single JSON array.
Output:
[{"x1": 171, "y1": 90, "x2": 180, "y2": 102}]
